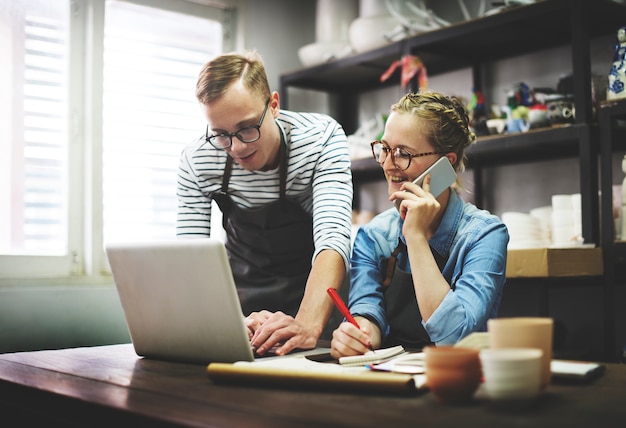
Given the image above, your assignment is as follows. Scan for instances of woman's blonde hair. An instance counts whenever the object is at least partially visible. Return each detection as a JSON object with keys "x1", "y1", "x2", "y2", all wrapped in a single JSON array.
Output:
[
  {"x1": 196, "y1": 50, "x2": 270, "y2": 104},
  {"x1": 391, "y1": 91, "x2": 476, "y2": 174}
]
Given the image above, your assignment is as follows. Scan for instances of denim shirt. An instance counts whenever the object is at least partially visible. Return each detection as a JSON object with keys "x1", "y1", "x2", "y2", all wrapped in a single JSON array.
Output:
[{"x1": 349, "y1": 190, "x2": 509, "y2": 345}]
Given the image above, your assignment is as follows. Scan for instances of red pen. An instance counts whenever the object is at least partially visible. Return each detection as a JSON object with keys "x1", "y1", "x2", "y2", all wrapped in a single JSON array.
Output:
[{"x1": 327, "y1": 287, "x2": 360, "y2": 328}]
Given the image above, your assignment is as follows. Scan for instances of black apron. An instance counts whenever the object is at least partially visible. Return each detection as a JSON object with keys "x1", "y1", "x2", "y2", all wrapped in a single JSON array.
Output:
[
  {"x1": 380, "y1": 239, "x2": 449, "y2": 350},
  {"x1": 212, "y1": 135, "x2": 314, "y2": 317}
]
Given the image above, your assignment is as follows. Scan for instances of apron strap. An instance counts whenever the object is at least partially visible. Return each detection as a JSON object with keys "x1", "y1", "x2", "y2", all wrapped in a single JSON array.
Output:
[
  {"x1": 381, "y1": 239, "x2": 448, "y2": 288},
  {"x1": 278, "y1": 129, "x2": 287, "y2": 198},
  {"x1": 221, "y1": 155, "x2": 234, "y2": 193},
  {"x1": 381, "y1": 239, "x2": 405, "y2": 287}
]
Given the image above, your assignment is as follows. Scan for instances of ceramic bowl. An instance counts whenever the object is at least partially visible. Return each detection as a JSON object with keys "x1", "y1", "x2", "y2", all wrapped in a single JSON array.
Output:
[
  {"x1": 479, "y1": 348, "x2": 543, "y2": 401},
  {"x1": 486, "y1": 118, "x2": 506, "y2": 135},
  {"x1": 348, "y1": 15, "x2": 398, "y2": 53},
  {"x1": 298, "y1": 42, "x2": 352, "y2": 67},
  {"x1": 424, "y1": 346, "x2": 482, "y2": 404}
]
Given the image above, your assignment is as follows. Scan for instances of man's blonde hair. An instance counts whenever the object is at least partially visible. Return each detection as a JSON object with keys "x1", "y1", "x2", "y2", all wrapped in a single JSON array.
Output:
[{"x1": 196, "y1": 50, "x2": 270, "y2": 104}]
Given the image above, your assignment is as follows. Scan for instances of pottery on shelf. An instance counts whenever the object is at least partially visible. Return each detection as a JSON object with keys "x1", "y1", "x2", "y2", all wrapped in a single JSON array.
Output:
[
  {"x1": 298, "y1": 0, "x2": 357, "y2": 67},
  {"x1": 315, "y1": 0, "x2": 358, "y2": 43},
  {"x1": 348, "y1": 14, "x2": 399, "y2": 53},
  {"x1": 298, "y1": 42, "x2": 352, "y2": 67}
]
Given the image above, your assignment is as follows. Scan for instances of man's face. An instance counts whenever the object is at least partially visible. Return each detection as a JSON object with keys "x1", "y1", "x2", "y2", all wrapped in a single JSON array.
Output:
[{"x1": 202, "y1": 82, "x2": 280, "y2": 171}]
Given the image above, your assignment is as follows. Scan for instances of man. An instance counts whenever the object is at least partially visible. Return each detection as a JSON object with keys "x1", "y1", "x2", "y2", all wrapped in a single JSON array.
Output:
[{"x1": 177, "y1": 50, "x2": 353, "y2": 356}]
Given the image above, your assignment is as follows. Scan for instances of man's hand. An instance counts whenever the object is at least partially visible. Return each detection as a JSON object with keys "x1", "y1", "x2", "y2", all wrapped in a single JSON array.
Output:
[{"x1": 246, "y1": 310, "x2": 318, "y2": 356}]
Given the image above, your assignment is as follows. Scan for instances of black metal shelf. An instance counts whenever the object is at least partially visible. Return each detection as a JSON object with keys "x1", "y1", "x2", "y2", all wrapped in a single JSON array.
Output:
[
  {"x1": 598, "y1": 99, "x2": 626, "y2": 361},
  {"x1": 404, "y1": 0, "x2": 624, "y2": 74},
  {"x1": 467, "y1": 124, "x2": 594, "y2": 167},
  {"x1": 351, "y1": 124, "x2": 592, "y2": 180},
  {"x1": 281, "y1": 0, "x2": 625, "y2": 93}
]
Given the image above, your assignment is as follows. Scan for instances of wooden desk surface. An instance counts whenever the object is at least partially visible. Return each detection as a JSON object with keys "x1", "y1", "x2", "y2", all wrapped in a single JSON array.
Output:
[{"x1": 0, "y1": 344, "x2": 624, "y2": 427}]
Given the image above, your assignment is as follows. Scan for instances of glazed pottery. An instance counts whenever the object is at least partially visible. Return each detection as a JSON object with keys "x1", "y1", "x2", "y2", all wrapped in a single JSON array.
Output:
[
  {"x1": 315, "y1": 0, "x2": 358, "y2": 43},
  {"x1": 348, "y1": 15, "x2": 398, "y2": 52},
  {"x1": 424, "y1": 346, "x2": 481, "y2": 404},
  {"x1": 480, "y1": 348, "x2": 543, "y2": 401},
  {"x1": 487, "y1": 317, "x2": 553, "y2": 390},
  {"x1": 298, "y1": 42, "x2": 351, "y2": 67},
  {"x1": 545, "y1": 94, "x2": 575, "y2": 124}
]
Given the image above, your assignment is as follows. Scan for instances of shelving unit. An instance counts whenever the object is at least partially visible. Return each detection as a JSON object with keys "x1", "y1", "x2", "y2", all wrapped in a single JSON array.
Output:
[
  {"x1": 280, "y1": 0, "x2": 626, "y2": 361},
  {"x1": 598, "y1": 99, "x2": 626, "y2": 360}
]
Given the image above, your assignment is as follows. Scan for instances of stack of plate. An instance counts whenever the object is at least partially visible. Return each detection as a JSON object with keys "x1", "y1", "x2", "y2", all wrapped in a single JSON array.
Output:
[{"x1": 501, "y1": 211, "x2": 551, "y2": 250}]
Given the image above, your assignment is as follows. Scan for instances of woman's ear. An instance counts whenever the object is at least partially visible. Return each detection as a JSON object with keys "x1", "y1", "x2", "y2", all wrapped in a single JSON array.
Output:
[{"x1": 446, "y1": 153, "x2": 458, "y2": 168}]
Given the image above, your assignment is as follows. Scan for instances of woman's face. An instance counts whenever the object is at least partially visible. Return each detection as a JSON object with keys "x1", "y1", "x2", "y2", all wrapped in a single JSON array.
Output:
[{"x1": 379, "y1": 111, "x2": 442, "y2": 196}]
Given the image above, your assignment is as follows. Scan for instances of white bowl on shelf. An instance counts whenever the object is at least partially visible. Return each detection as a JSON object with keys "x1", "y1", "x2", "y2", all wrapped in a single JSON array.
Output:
[
  {"x1": 298, "y1": 42, "x2": 352, "y2": 67},
  {"x1": 348, "y1": 15, "x2": 399, "y2": 53}
]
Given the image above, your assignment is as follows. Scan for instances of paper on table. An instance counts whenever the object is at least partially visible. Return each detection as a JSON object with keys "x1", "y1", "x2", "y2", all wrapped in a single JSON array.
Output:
[
  {"x1": 207, "y1": 352, "x2": 427, "y2": 394},
  {"x1": 369, "y1": 352, "x2": 426, "y2": 374}
]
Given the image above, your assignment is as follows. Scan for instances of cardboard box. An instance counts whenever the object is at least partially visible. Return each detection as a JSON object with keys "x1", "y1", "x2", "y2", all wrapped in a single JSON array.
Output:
[{"x1": 506, "y1": 247, "x2": 603, "y2": 278}]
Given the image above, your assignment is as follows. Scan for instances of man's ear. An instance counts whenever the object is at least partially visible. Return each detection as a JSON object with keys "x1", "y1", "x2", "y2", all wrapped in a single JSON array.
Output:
[{"x1": 270, "y1": 91, "x2": 280, "y2": 118}]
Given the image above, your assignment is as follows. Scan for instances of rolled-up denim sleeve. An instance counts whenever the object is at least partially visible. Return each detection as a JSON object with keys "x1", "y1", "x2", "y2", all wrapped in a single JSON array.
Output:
[
  {"x1": 347, "y1": 227, "x2": 391, "y2": 339},
  {"x1": 424, "y1": 220, "x2": 509, "y2": 345}
]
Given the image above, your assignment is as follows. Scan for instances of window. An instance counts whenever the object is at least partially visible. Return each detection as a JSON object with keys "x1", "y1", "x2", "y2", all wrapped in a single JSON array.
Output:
[
  {"x1": 0, "y1": 0, "x2": 233, "y2": 279},
  {"x1": 0, "y1": 0, "x2": 69, "y2": 257},
  {"x1": 102, "y1": 0, "x2": 224, "y2": 242}
]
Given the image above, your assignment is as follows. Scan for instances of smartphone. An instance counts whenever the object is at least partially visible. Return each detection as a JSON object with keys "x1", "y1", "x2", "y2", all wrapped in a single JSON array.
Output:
[{"x1": 394, "y1": 156, "x2": 457, "y2": 210}]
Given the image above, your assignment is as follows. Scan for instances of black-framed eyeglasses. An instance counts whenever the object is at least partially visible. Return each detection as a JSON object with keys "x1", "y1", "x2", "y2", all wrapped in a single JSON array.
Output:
[
  {"x1": 370, "y1": 140, "x2": 440, "y2": 171},
  {"x1": 205, "y1": 98, "x2": 270, "y2": 150}
]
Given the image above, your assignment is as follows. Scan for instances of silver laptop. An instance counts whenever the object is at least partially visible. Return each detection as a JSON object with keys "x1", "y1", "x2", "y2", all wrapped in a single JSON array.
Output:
[{"x1": 105, "y1": 238, "x2": 256, "y2": 364}]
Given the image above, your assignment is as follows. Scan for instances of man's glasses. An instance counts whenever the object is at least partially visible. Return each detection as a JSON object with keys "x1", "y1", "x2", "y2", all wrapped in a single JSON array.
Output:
[
  {"x1": 370, "y1": 140, "x2": 440, "y2": 171},
  {"x1": 205, "y1": 98, "x2": 270, "y2": 150}
]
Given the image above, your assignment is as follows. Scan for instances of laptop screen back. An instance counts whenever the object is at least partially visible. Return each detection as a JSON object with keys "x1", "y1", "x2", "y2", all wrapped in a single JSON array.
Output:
[{"x1": 105, "y1": 238, "x2": 255, "y2": 364}]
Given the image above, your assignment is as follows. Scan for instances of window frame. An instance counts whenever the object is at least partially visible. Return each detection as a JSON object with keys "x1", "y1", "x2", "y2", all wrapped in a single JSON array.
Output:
[{"x1": 0, "y1": 0, "x2": 235, "y2": 284}]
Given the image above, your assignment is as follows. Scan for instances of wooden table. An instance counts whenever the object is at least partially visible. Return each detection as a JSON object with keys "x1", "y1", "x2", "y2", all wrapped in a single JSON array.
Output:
[{"x1": 0, "y1": 344, "x2": 624, "y2": 427}]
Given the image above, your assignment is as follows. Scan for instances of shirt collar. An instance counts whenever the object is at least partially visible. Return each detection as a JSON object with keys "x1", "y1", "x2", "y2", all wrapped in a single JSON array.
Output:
[{"x1": 428, "y1": 190, "x2": 463, "y2": 257}]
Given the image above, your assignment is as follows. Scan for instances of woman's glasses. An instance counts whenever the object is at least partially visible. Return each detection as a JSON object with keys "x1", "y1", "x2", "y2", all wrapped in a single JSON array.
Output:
[{"x1": 370, "y1": 140, "x2": 440, "y2": 171}]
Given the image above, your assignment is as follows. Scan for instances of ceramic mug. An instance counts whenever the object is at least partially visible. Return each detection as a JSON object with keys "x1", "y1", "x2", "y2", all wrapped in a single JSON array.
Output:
[
  {"x1": 479, "y1": 348, "x2": 543, "y2": 403},
  {"x1": 487, "y1": 317, "x2": 554, "y2": 390},
  {"x1": 424, "y1": 346, "x2": 482, "y2": 404},
  {"x1": 546, "y1": 95, "x2": 575, "y2": 124}
]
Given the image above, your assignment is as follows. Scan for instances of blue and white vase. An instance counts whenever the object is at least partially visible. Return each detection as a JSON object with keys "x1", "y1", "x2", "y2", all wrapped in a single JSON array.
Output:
[{"x1": 608, "y1": 26, "x2": 626, "y2": 100}]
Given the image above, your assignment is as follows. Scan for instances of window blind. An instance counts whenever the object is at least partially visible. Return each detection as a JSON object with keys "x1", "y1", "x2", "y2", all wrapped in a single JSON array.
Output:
[{"x1": 102, "y1": 0, "x2": 223, "y2": 243}]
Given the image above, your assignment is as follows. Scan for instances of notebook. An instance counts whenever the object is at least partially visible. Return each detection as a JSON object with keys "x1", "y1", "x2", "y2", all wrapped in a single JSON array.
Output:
[
  {"x1": 105, "y1": 238, "x2": 257, "y2": 365},
  {"x1": 338, "y1": 345, "x2": 407, "y2": 367}
]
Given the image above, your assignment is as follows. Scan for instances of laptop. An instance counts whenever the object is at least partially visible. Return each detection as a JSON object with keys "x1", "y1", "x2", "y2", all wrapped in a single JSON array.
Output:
[{"x1": 105, "y1": 238, "x2": 256, "y2": 365}]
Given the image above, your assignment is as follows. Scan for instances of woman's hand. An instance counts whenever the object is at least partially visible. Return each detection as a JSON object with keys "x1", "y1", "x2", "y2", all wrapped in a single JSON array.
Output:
[
  {"x1": 330, "y1": 317, "x2": 380, "y2": 359},
  {"x1": 393, "y1": 175, "x2": 441, "y2": 241}
]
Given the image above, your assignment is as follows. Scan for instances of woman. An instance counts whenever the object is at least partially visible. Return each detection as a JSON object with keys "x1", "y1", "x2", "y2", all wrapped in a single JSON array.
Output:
[{"x1": 330, "y1": 91, "x2": 509, "y2": 358}]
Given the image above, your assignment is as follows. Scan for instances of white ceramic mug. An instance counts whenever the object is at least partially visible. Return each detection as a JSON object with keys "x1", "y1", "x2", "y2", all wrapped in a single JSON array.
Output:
[
  {"x1": 487, "y1": 317, "x2": 554, "y2": 390},
  {"x1": 479, "y1": 348, "x2": 543, "y2": 401}
]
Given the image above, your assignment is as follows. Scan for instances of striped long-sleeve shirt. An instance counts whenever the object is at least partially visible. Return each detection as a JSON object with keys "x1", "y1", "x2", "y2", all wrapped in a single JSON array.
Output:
[{"x1": 176, "y1": 109, "x2": 353, "y2": 270}]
